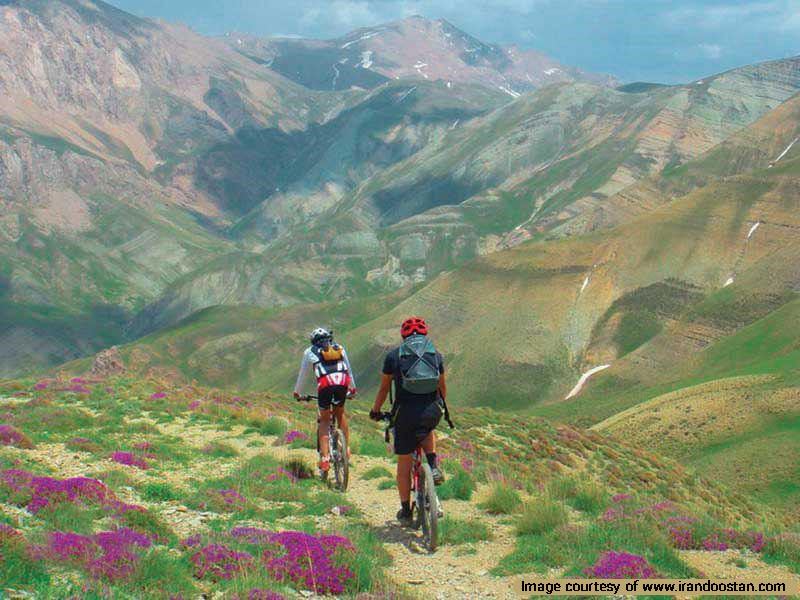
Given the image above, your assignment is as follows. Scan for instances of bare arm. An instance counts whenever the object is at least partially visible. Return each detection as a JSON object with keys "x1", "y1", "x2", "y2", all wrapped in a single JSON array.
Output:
[
  {"x1": 293, "y1": 350, "x2": 313, "y2": 398},
  {"x1": 438, "y1": 372, "x2": 447, "y2": 400},
  {"x1": 371, "y1": 374, "x2": 393, "y2": 414}
]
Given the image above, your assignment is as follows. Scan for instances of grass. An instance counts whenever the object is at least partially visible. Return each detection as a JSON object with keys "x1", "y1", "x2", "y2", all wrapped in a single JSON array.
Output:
[
  {"x1": 478, "y1": 483, "x2": 522, "y2": 514},
  {"x1": 439, "y1": 516, "x2": 493, "y2": 545},
  {"x1": 362, "y1": 466, "x2": 393, "y2": 480},
  {"x1": 516, "y1": 499, "x2": 568, "y2": 536},
  {"x1": 141, "y1": 482, "x2": 181, "y2": 502},
  {"x1": 437, "y1": 463, "x2": 476, "y2": 501},
  {"x1": 354, "y1": 435, "x2": 389, "y2": 458},
  {"x1": 377, "y1": 480, "x2": 395, "y2": 490}
]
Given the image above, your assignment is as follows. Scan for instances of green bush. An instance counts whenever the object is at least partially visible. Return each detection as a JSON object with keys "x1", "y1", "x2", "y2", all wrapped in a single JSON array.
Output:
[
  {"x1": 362, "y1": 466, "x2": 393, "y2": 480},
  {"x1": 354, "y1": 435, "x2": 388, "y2": 457},
  {"x1": 547, "y1": 474, "x2": 579, "y2": 500},
  {"x1": 141, "y1": 482, "x2": 181, "y2": 502},
  {"x1": 569, "y1": 483, "x2": 608, "y2": 515},
  {"x1": 438, "y1": 464, "x2": 477, "y2": 501},
  {"x1": 516, "y1": 499, "x2": 568, "y2": 536},
  {"x1": 440, "y1": 517, "x2": 493, "y2": 545},
  {"x1": 258, "y1": 417, "x2": 288, "y2": 436},
  {"x1": 479, "y1": 483, "x2": 522, "y2": 514},
  {"x1": 377, "y1": 480, "x2": 395, "y2": 491}
]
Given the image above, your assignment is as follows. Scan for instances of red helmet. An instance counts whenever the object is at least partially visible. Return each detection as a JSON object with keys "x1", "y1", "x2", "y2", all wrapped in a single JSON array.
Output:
[{"x1": 401, "y1": 316, "x2": 428, "y2": 338}]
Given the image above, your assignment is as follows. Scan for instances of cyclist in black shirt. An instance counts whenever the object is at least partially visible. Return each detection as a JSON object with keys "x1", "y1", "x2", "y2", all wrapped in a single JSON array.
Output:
[{"x1": 370, "y1": 317, "x2": 445, "y2": 525}]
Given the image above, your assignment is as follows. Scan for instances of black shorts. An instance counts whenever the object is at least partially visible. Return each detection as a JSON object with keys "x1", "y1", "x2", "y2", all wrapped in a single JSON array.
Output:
[
  {"x1": 393, "y1": 398, "x2": 443, "y2": 455},
  {"x1": 318, "y1": 385, "x2": 348, "y2": 410}
]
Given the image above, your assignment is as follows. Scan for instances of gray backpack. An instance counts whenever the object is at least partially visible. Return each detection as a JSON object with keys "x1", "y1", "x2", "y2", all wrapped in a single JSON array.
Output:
[{"x1": 398, "y1": 335, "x2": 441, "y2": 394}]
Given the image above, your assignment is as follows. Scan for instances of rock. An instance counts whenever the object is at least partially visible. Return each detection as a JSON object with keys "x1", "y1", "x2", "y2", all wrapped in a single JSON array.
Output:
[{"x1": 91, "y1": 346, "x2": 125, "y2": 377}]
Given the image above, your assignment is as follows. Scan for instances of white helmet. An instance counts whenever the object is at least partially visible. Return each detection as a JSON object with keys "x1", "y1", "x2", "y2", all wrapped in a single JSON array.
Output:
[{"x1": 310, "y1": 327, "x2": 332, "y2": 345}]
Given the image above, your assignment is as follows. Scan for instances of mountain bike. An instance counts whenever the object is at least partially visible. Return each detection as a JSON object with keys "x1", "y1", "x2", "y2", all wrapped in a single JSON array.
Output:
[
  {"x1": 297, "y1": 395, "x2": 349, "y2": 492},
  {"x1": 377, "y1": 411, "x2": 440, "y2": 552}
]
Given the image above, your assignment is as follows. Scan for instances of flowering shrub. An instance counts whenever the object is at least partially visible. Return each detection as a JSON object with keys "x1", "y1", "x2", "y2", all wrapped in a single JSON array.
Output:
[
  {"x1": 215, "y1": 489, "x2": 246, "y2": 511},
  {"x1": 0, "y1": 424, "x2": 33, "y2": 448},
  {"x1": 180, "y1": 534, "x2": 203, "y2": 548},
  {"x1": 42, "y1": 528, "x2": 152, "y2": 581},
  {"x1": 190, "y1": 543, "x2": 254, "y2": 580},
  {"x1": 266, "y1": 468, "x2": 299, "y2": 484},
  {"x1": 263, "y1": 531, "x2": 355, "y2": 595},
  {"x1": 33, "y1": 381, "x2": 49, "y2": 391},
  {"x1": 150, "y1": 392, "x2": 167, "y2": 400},
  {"x1": 111, "y1": 452, "x2": 149, "y2": 470},
  {"x1": 230, "y1": 527, "x2": 273, "y2": 544},
  {"x1": 281, "y1": 430, "x2": 309, "y2": 446},
  {"x1": 1, "y1": 470, "x2": 112, "y2": 513},
  {"x1": 67, "y1": 437, "x2": 101, "y2": 453},
  {"x1": 583, "y1": 551, "x2": 659, "y2": 578}
]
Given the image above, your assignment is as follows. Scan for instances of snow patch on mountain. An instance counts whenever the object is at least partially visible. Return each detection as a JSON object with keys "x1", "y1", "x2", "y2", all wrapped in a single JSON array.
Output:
[
  {"x1": 724, "y1": 277, "x2": 734, "y2": 287},
  {"x1": 341, "y1": 30, "x2": 382, "y2": 49},
  {"x1": 769, "y1": 137, "x2": 798, "y2": 167},
  {"x1": 747, "y1": 221, "x2": 760, "y2": 240},
  {"x1": 499, "y1": 86, "x2": 520, "y2": 98},
  {"x1": 358, "y1": 51, "x2": 373, "y2": 69},
  {"x1": 565, "y1": 365, "x2": 611, "y2": 400},
  {"x1": 544, "y1": 68, "x2": 562, "y2": 76},
  {"x1": 579, "y1": 276, "x2": 590, "y2": 295}
]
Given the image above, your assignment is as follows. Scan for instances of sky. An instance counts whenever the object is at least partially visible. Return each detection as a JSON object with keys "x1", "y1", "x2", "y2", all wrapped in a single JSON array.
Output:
[{"x1": 107, "y1": 0, "x2": 800, "y2": 83}]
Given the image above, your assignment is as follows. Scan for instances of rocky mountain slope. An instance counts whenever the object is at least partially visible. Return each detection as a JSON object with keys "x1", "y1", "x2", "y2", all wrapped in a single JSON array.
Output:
[
  {"x1": 228, "y1": 16, "x2": 616, "y2": 94},
  {"x1": 148, "y1": 58, "x2": 800, "y2": 332}
]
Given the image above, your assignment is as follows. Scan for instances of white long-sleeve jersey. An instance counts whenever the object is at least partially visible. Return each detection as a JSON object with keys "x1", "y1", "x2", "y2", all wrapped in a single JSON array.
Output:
[{"x1": 293, "y1": 345, "x2": 356, "y2": 396}]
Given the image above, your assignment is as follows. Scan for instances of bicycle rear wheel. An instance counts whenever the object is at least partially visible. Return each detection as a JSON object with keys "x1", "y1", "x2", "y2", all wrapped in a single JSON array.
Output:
[
  {"x1": 331, "y1": 428, "x2": 349, "y2": 491},
  {"x1": 419, "y1": 462, "x2": 438, "y2": 551}
]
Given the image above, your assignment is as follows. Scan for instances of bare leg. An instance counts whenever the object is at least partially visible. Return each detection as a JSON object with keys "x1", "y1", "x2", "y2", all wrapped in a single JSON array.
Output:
[
  {"x1": 421, "y1": 431, "x2": 435, "y2": 454},
  {"x1": 318, "y1": 409, "x2": 331, "y2": 464},
  {"x1": 397, "y1": 454, "x2": 413, "y2": 502},
  {"x1": 333, "y1": 404, "x2": 350, "y2": 459}
]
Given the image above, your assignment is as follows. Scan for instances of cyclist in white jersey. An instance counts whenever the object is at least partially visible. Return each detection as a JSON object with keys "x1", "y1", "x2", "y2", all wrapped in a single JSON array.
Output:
[{"x1": 293, "y1": 328, "x2": 356, "y2": 472}]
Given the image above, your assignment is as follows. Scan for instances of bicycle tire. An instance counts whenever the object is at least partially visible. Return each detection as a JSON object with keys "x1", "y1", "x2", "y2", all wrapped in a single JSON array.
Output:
[
  {"x1": 419, "y1": 462, "x2": 438, "y2": 551},
  {"x1": 332, "y1": 428, "x2": 349, "y2": 491}
]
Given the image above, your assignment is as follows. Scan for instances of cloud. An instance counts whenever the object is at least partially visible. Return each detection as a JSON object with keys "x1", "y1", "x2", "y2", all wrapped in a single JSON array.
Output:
[{"x1": 697, "y1": 42, "x2": 722, "y2": 59}]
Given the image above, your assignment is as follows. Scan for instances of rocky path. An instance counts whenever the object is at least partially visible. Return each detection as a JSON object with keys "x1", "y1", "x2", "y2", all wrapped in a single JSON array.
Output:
[{"x1": 156, "y1": 417, "x2": 522, "y2": 599}]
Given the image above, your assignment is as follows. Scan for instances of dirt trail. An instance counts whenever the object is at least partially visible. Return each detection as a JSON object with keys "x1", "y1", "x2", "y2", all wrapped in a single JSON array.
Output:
[
  {"x1": 156, "y1": 417, "x2": 522, "y2": 599},
  {"x1": 335, "y1": 454, "x2": 520, "y2": 599}
]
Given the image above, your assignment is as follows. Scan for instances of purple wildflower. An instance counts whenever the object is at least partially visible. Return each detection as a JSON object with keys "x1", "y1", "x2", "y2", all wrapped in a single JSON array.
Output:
[
  {"x1": 583, "y1": 551, "x2": 659, "y2": 579},
  {"x1": 190, "y1": 543, "x2": 254, "y2": 580},
  {"x1": 0, "y1": 424, "x2": 33, "y2": 448},
  {"x1": 180, "y1": 534, "x2": 203, "y2": 548},
  {"x1": 216, "y1": 488, "x2": 246, "y2": 510},
  {"x1": 231, "y1": 527, "x2": 273, "y2": 544},
  {"x1": 111, "y1": 452, "x2": 149, "y2": 470},
  {"x1": 611, "y1": 493, "x2": 632, "y2": 503},
  {"x1": 460, "y1": 458, "x2": 474, "y2": 472},
  {"x1": 150, "y1": 392, "x2": 167, "y2": 400},
  {"x1": 263, "y1": 531, "x2": 355, "y2": 595},
  {"x1": 44, "y1": 528, "x2": 151, "y2": 582},
  {"x1": 283, "y1": 430, "x2": 309, "y2": 445},
  {"x1": 34, "y1": 382, "x2": 49, "y2": 390},
  {"x1": 1, "y1": 470, "x2": 112, "y2": 514},
  {"x1": 70, "y1": 377, "x2": 87, "y2": 384}
]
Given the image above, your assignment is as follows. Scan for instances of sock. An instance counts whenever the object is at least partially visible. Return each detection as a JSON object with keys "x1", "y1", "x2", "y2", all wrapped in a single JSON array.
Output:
[
  {"x1": 401, "y1": 501, "x2": 410, "y2": 514},
  {"x1": 426, "y1": 452, "x2": 437, "y2": 469}
]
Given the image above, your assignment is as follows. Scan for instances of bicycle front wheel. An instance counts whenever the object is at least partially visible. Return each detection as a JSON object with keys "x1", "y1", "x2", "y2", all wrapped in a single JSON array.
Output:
[
  {"x1": 419, "y1": 462, "x2": 438, "y2": 551},
  {"x1": 332, "y1": 428, "x2": 349, "y2": 492}
]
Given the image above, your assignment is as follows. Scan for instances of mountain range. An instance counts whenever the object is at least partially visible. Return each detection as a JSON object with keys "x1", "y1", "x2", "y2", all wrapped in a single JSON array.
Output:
[{"x1": 3, "y1": 3, "x2": 800, "y2": 597}]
